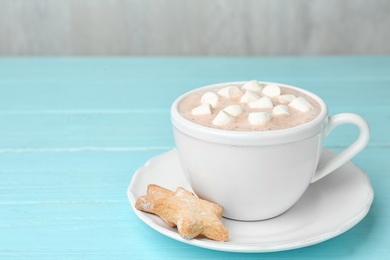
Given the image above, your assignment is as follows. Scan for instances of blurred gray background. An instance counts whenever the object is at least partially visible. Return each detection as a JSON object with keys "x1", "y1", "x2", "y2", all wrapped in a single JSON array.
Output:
[{"x1": 1, "y1": 0, "x2": 389, "y2": 56}]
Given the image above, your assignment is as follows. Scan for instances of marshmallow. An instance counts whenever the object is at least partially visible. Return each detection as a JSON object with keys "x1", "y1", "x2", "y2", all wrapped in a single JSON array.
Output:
[
  {"x1": 223, "y1": 105, "x2": 243, "y2": 117},
  {"x1": 212, "y1": 111, "x2": 234, "y2": 126},
  {"x1": 273, "y1": 105, "x2": 289, "y2": 115},
  {"x1": 277, "y1": 94, "x2": 296, "y2": 104},
  {"x1": 240, "y1": 90, "x2": 260, "y2": 103},
  {"x1": 248, "y1": 96, "x2": 274, "y2": 109},
  {"x1": 289, "y1": 97, "x2": 313, "y2": 112},
  {"x1": 248, "y1": 112, "x2": 271, "y2": 125},
  {"x1": 217, "y1": 85, "x2": 243, "y2": 99},
  {"x1": 191, "y1": 103, "x2": 212, "y2": 115},
  {"x1": 241, "y1": 80, "x2": 263, "y2": 93},
  {"x1": 262, "y1": 84, "x2": 281, "y2": 97},
  {"x1": 201, "y1": 92, "x2": 219, "y2": 108}
]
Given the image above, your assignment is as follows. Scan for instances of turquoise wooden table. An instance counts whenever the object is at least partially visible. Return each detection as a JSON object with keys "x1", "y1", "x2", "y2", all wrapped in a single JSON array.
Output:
[{"x1": 0, "y1": 57, "x2": 389, "y2": 259}]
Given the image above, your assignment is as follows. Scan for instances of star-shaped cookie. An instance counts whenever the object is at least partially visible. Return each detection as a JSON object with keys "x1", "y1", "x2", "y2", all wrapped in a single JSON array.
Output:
[{"x1": 135, "y1": 184, "x2": 228, "y2": 241}]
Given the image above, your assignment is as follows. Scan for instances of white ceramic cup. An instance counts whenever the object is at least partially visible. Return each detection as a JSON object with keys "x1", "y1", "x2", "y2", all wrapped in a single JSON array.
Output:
[{"x1": 171, "y1": 81, "x2": 370, "y2": 221}]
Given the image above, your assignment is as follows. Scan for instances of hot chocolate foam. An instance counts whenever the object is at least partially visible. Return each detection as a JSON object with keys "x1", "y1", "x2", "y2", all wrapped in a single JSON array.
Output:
[{"x1": 179, "y1": 81, "x2": 321, "y2": 131}]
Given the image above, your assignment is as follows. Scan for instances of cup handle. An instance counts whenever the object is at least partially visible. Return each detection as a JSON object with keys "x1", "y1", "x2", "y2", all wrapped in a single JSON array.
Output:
[{"x1": 311, "y1": 113, "x2": 370, "y2": 183}]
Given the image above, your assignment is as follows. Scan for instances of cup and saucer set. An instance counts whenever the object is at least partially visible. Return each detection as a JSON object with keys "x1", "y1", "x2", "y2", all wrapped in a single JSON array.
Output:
[{"x1": 127, "y1": 81, "x2": 374, "y2": 253}]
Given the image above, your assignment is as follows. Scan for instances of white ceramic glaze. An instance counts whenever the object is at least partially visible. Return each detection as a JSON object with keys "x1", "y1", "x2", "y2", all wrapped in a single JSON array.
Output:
[
  {"x1": 171, "y1": 81, "x2": 370, "y2": 221},
  {"x1": 127, "y1": 149, "x2": 374, "y2": 253}
]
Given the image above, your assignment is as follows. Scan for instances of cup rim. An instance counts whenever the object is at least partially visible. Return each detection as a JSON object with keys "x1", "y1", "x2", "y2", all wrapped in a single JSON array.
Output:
[{"x1": 171, "y1": 81, "x2": 328, "y2": 146}]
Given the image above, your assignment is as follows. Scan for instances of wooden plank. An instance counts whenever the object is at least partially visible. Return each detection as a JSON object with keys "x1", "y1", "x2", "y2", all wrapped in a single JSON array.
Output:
[
  {"x1": 0, "y1": 57, "x2": 389, "y2": 110},
  {"x1": 0, "y1": 106, "x2": 387, "y2": 150}
]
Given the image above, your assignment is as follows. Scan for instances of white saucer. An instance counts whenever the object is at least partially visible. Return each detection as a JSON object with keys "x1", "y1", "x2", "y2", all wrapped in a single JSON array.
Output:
[{"x1": 127, "y1": 149, "x2": 374, "y2": 253}]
